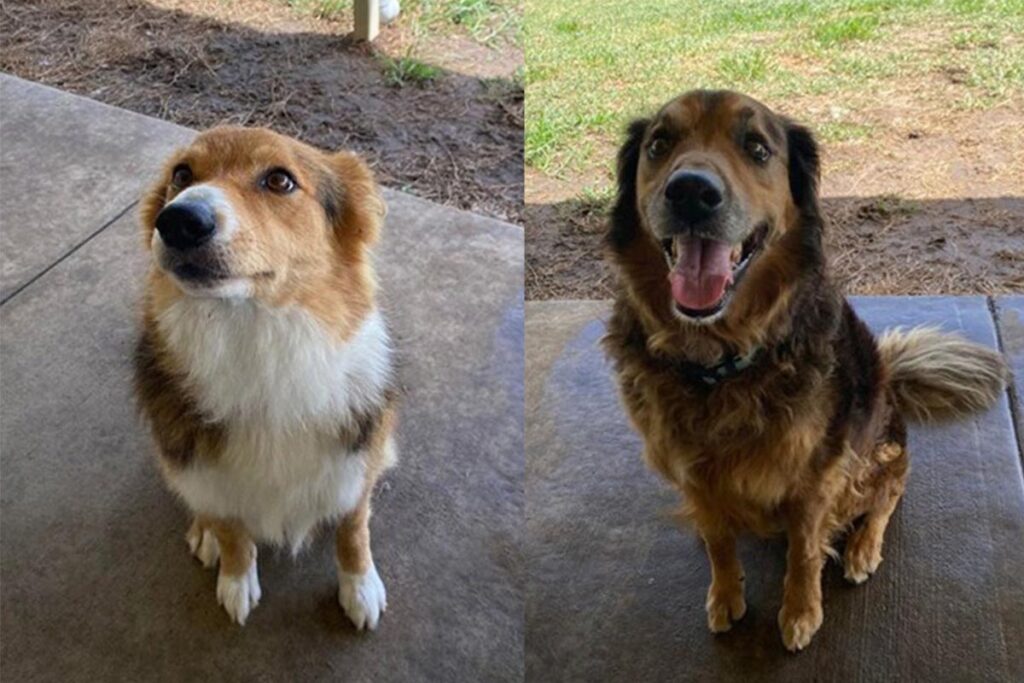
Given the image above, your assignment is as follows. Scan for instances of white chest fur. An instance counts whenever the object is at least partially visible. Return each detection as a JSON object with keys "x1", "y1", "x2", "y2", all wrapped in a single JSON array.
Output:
[{"x1": 156, "y1": 299, "x2": 393, "y2": 546}]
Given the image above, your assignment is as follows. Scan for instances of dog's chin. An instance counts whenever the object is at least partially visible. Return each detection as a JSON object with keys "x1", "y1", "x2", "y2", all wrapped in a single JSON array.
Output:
[
  {"x1": 153, "y1": 241, "x2": 253, "y2": 300},
  {"x1": 158, "y1": 260, "x2": 253, "y2": 299},
  {"x1": 670, "y1": 292, "x2": 731, "y2": 325},
  {"x1": 170, "y1": 272, "x2": 254, "y2": 299}
]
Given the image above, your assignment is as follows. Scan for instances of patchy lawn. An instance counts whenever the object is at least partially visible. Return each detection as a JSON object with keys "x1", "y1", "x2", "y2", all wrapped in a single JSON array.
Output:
[
  {"x1": 1, "y1": 0, "x2": 524, "y2": 222},
  {"x1": 525, "y1": 0, "x2": 1024, "y2": 298}
]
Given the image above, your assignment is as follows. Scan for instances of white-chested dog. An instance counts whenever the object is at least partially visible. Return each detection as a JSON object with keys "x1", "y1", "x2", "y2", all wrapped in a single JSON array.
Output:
[{"x1": 134, "y1": 126, "x2": 397, "y2": 629}]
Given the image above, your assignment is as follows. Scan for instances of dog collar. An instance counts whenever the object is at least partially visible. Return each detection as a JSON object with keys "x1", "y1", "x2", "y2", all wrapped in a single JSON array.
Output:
[{"x1": 672, "y1": 345, "x2": 765, "y2": 386}]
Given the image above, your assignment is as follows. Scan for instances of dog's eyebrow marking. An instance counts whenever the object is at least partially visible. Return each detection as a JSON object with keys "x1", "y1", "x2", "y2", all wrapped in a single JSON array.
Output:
[
  {"x1": 763, "y1": 116, "x2": 784, "y2": 145},
  {"x1": 653, "y1": 106, "x2": 692, "y2": 141},
  {"x1": 731, "y1": 107, "x2": 757, "y2": 143}
]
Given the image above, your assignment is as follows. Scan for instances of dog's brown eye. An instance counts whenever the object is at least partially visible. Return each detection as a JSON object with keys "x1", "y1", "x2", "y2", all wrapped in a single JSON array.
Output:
[
  {"x1": 745, "y1": 139, "x2": 771, "y2": 163},
  {"x1": 648, "y1": 137, "x2": 670, "y2": 160},
  {"x1": 171, "y1": 165, "x2": 193, "y2": 188},
  {"x1": 264, "y1": 169, "x2": 297, "y2": 194}
]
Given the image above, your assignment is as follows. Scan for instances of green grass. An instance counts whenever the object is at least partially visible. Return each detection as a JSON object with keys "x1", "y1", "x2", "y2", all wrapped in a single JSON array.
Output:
[
  {"x1": 397, "y1": 0, "x2": 522, "y2": 46},
  {"x1": 525, "y1": 0, "x2": 1024, "y2": 179},
  {"x1": 716, "y1": 50, "x2": 773, "y2": 84},
  {"x1": 381, "y1": 54, "x2": 442, "y2": 86},
  {"x1": 813, "y1": 15, "x2": 882, "y2": 45},
  {"x1": 286, "y1": 0, "x2": 350, "y2": 20},
  {"x1": 283, "y1": 0, "x2": 521, "y2": 46},
  {"x1": 817, "y1": 120, "x2": 874, "y2": 141}
]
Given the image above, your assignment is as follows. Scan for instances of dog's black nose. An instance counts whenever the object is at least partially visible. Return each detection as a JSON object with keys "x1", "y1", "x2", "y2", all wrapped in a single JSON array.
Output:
[
  {"x1": 155, "y1": 202, "x2": 216, "y2": 250},
  {"x1": 665, "y1": 169, "x2": 725, "y2": 223}
]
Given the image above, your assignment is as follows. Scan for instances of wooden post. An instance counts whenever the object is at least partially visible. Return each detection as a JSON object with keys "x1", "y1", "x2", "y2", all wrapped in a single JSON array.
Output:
[{"x1": 353, "y1": 0, "x2": 380, "y2": 42}]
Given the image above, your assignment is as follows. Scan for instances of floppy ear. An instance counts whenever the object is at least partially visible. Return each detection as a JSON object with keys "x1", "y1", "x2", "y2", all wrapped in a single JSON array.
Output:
[
  {"x1": 785, "y1": 121, "x2": 821, "y2": 218},
  {"x1": 319, "y1": 151, "x2": 386, "y2": 248},
  {"x1": 606, "y1": 118, "x2": 650, "y2": 251}
]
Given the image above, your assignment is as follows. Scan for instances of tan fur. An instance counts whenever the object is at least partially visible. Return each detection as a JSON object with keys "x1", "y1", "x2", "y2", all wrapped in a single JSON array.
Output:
[
  {"x1": 878, "y1": 326, "x2": 1010, "y2": 423},
  {"x1": 205, "y1": 518, "x2": 256, "y2": 578}
]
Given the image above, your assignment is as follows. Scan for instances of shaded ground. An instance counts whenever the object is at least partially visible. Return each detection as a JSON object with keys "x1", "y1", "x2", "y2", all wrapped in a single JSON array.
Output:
[{"x1": 0, "y1": 0, "x2": 524, "y2": 223}]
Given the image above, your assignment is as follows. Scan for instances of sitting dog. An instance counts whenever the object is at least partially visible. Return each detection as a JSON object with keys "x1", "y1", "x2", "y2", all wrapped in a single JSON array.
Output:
[
  {"x1": 134, "y1": 127, "x2": 397, "y2": 629},
  {"x1": 602, "y1": 90, "x2": 1009, "y2": 651}
]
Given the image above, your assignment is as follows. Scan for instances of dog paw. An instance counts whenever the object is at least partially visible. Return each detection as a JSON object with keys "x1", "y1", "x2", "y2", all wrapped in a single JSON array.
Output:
[
  {"x1": 216, "y1": 562, "x2": 261, "y2": 626},
  {"x1": 705, "y1": 584, "x2": 746, "y2": 633},
  {"x1": 186, "y1": 525, "x2": 220, "y2": 569},
  {"x1": 778, "y1": 603, "x2": 823, "y2": 652},
  {"x1": 338, "y1": 562, "x2": 387, "y2": 631},
  {"x1": 844, "y1": 527, "x2": 883, "y2": 585}
]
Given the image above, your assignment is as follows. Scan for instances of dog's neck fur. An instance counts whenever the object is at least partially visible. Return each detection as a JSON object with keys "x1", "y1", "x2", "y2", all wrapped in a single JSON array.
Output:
[
  {"x1": 614, "y1": 248, "x2": 839, "y2": 385},
  {"x1": 156, "y1": 297, "x2": 393, "y2": 431}
]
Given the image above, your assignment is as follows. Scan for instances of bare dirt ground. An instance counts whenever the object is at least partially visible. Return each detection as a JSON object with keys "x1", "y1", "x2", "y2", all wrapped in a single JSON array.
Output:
[
  {"x1": 526, "y1": 87, "x2": 1024, "y2": 300},
  {"x1": 0, "y1": 0, "x2": 524, "y2": 223}
]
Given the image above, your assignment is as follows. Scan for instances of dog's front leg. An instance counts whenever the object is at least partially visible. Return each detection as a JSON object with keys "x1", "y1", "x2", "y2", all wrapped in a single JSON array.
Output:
[
  {"x1": 702, "y1": 530, "x2": 746, "y2": 633},
  {"x1": 779, "y1": 504, "x2": 827, "y2": 651},
  {"x1": 336, "y1": 491, "x2": 387, "y2": 631},
  {"x1": 206, "y1": 518, "x2": 260, "y2": 626}
]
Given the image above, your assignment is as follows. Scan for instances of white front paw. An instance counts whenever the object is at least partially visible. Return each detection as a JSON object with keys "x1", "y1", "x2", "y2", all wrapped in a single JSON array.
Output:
[
  {"x1": 216, "y1": 561, "x2": 261, "y2": 626},
  {"x1": 338, "y1": 562, "x2": 387, "y2": 631}
]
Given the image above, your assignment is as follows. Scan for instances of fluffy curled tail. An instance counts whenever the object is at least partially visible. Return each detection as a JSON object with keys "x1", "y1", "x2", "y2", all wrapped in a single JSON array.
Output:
[{"x1": 877, "y1": 326, "x2": 1010, "y2": 423}]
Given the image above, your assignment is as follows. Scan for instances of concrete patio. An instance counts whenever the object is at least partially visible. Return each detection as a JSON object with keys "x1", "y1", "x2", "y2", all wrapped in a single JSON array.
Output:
[
  {"x1": 0, "y1": 75, "x2": 523, "y2": 682},
  {"x1": 526, "y1": 297, "x2": 1024, "y2": 682}
]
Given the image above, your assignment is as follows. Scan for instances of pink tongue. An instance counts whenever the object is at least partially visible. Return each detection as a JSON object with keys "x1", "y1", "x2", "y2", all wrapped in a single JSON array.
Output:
[{"x1": 668, "y1": 236, "x2": 733, "y2": 310}]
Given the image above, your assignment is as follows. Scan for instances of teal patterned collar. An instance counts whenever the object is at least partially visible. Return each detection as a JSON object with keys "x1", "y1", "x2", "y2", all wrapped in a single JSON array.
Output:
[{"x1": 672, "y1": 344, "x2": 767, "y2": 386}]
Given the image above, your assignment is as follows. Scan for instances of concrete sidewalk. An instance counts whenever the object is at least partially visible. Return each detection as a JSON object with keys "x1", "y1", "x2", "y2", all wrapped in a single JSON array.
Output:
[
  {"x1": 0, "y1": 75, "x2": 523, "y2": 682},
  {"x1": 526, "y1": 297, "x2": 1024, "y2": 682}
]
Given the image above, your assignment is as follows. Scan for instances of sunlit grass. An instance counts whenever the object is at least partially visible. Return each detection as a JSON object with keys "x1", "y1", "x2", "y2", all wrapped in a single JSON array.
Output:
[{"x1": 525, "y1": 0, "x2": 1024, "y2": 179}]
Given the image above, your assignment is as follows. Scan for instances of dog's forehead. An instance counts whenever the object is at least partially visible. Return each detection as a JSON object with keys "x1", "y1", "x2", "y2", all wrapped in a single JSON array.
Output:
[
  {"x1": 182, "y1": 128, "x2": 313, "y2": 173},
  {"x1": 656, "y1": 91, "x2": 782, "y2": 141}
]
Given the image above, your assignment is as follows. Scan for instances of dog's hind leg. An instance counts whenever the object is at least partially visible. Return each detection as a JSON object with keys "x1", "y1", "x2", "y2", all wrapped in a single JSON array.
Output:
[
  {"x1": 206, "y1": 518, "x2": 260, "y2": 626},
  {"x1": 844, "y1": 443, "x2": 909, "y2": 584}
]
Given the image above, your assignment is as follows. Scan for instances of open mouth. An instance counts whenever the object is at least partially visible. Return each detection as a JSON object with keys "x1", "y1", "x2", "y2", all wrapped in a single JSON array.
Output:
[{"x1": 661, "y1": 223, "x2": 768, "y2": 320}]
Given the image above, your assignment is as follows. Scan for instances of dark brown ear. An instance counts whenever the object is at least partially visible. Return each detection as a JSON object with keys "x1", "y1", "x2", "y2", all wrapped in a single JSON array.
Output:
[
  {"x1": 782, "y1": 119, "x2": 828, "y2": 272},
  {"x1": 785, "y1": 120, "x2": 820, "y2": 218},
  {"x1": 319, "y1": 151, "x2": 385, "y2": 247},
  {"x1": 606, "y1": 118, "x2": 650, "y2": 252}
]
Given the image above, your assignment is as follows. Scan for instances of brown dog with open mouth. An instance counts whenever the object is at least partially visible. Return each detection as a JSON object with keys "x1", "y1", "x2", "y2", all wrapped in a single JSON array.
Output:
[{"x1": 602, "y1": 90, "x2": 1009, "y2": 651}]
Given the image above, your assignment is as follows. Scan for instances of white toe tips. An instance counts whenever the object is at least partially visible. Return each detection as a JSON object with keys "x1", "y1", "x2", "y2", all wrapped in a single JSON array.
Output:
[
  {"x1": 216, "y1": 562, "x2": 261, "y2": 626},
  {"x1": 338, "y1": 562, "x2": 387, "y2": 631}
]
